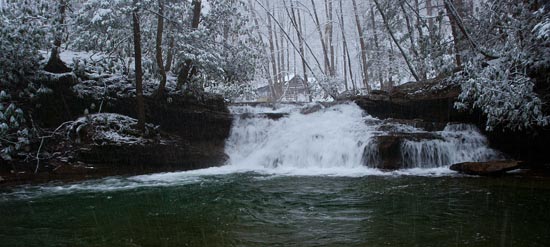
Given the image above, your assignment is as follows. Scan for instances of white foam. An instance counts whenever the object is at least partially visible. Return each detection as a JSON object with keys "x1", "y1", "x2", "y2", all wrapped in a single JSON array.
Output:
[
  {"x1": 226, "y1": 103, "x2": 378, "y2": 171},
  {"x1": 400, "y1": 123, "x2": 502, "y2": 168}
]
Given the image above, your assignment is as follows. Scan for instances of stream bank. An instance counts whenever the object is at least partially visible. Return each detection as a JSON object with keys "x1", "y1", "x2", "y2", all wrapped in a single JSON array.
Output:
[{"x1": 0, "y1": 71, "x2": 232, "y2": 186}]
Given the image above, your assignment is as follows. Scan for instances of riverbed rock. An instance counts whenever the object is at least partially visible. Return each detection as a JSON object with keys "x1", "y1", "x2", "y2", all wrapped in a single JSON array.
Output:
[{"x1": 450, "y1": 160, "x2": 522, "y2": 175}]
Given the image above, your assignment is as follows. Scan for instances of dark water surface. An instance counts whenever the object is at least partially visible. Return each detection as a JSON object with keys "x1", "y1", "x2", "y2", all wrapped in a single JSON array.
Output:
[{"x1": 1, "y1": 173, "x2": 550, "y2": 246}]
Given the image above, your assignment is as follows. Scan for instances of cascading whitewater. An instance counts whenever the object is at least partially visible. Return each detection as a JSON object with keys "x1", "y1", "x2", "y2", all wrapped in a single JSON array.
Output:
[
  {"x1": 225, "y1": 103, "x2": 378, "y2": 171},
  {"x1": 400, "y1": 124, "x2": 502, "y2": 168},
  {"x1": 225, "y1": 103, "x2": 502, "y2": 172}
]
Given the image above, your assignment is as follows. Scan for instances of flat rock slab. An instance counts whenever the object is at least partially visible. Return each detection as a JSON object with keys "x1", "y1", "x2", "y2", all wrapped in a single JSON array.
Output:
[{"x1": 450, "y1": 160, "x2": 522, "y2": 175}]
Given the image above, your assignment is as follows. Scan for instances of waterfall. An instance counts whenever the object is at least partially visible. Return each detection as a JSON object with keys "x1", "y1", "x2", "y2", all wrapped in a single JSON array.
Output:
[
  {"x1": 400, "y1": 124, "x2": 501, "y2": 168},
  {"x1": 225, "y1": 103, "x2": 377, "y2": 172},
  {"x1": 225, "y1": 103, "x2": 502, "y2": 173}
]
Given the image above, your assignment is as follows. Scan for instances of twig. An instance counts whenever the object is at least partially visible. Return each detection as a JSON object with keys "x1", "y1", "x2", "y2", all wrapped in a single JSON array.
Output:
[{"x1": 34, "y1": 121, "x2": 74, "y2": 174}]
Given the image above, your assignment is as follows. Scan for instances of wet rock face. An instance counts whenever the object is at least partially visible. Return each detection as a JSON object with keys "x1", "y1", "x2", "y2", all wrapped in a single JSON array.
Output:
[
  {"x1": 366, "y1": 133, "x2": 443, "y2": 170},
  {"x1": 75, "y1": 141, "x2": 228, "y2": 173},
  {"x1": 450, "y1": 160, "x2": 522, "y2": 175}
]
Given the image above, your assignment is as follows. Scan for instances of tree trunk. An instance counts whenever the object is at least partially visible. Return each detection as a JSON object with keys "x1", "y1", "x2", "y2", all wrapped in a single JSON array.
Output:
[
  {"x1": 445, "y1": 0, "x2": 463, "y2": 67},
  {"x1": 165, "y1": 32, "x2": 174, "y2": 72},
  {"x1": 45, "y1": 0, "x2": 71, "y2": 73},
  {"x1": 351, "y1": 0, "x2": 370, "y2": 92},
  {"x1": 400, "y1": 2, "x2": 425, "y2": 81},
  {"x1": 295, "y1": 4, "x2": 309, "y2": 100},
  {"x1": 266, "y1": 1, "x2": 280, "y2": 98},
  {"x1": 287, "y1": 0, "x2": 309, "y2": 99},
  {"x1": 311, "y1": 0, "x2": 332, "y2": 76},
  {"x1": 370, "y1": 6, "x2": 384, "y2": 90},
  {"x1": 155, "y1": 0, "x2": 167, "y2": 98},
  {"x1": 338, "y1": 0, "x2": 351, "y2": 91},
  {"x1": 325, "y1": 0, "x2": 335, "y2": 76},
  {"x1": 132, "y1": 0, "x2": 146, "y2": 132},
  {"x1": 426, "y1": 0, "x2": 434, "y2": 31},
  {"x1": 274, "y1": 21, "x2": 283, "y2": 89},
  {"x1": 414, "y1": 0, "x2": 427, "y2": 80},
  {"x1": 279, "y1": 26, "x2": 286, "y2": 84}
]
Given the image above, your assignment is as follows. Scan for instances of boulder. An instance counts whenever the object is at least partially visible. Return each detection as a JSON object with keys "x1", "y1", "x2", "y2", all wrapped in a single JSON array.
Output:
[{"x1": 450, "y1": 160, "x2": 522, "y2": 175}]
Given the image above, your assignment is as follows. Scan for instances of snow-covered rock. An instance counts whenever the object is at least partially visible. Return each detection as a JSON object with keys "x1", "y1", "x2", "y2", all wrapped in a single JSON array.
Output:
[{"x1": 66, "y1": 113, "x2": 159, "y2": 146}]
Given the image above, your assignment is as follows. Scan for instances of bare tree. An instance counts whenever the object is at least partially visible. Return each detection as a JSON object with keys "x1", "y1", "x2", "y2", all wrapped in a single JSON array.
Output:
[
  {"x1": 338, "y1": 0, "x2": 355, "y2": 91},
  {"x1": 266, "y1": 1, "x2": 281, "y2": 98},
  {"x1": 248, "y1": 0, "x2": 276, "y2": 100},
  {"x1": 296, "y1": 6, "x2": 310, "y2": 100},
  {"x1": 257, "y1": 0, "x2": 336, "y2": 99},
  {"x1": 370, "y1": 6, "x2": 384, "y2": 89},
  {"x1": 274, "y1": 12, "x2": 283, "y2": 87},
  {"x1": 374, "y1": 0, "x2": 420, "y2": 81},
  {"x1": 311, "y1": 0, "x2": 332, "y2": 76},
  {"x1": 325, "y1": 0, "x2": 335, "y2": 76},
  {"x1": 351, "y1": 0, "x2": 371, "y2": 91},
  {"x1": 287, "y1": 0, "x2": 309, "y2": 99},
  {"x1": 279, "y1": 22, "x2": 286, "y2": 84},
  {"x1": 400, "y1": 1, "x2": 425, "y2": 80}
]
